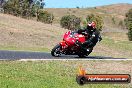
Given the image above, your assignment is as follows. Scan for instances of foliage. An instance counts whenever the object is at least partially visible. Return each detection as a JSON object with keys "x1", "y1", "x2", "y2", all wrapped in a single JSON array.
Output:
[
  {"x1": 60, "y1": 15, "x2": 81, "y2": 30},
  {"x1": 2, "y1": 0, "x2": 54, "y2": 24},
  {"x1": 94, "y1": 7, "x2": 97, "y2": 9},
  {"x1": 118, "y1": 20, "x2": 124, "y2": 29},
  {"x1": 111, "y1": 17, "x2": 116, "y2": 24},
  {"x1": 3, "y1": 0, "x2": 45, "y2": 18},
  {"x1": 85, "y1": 14, "x2": 103, "y2": 31},
  {"x1": 76, "y1": 6, "x2": 79, "y2": 9},
  {"x1": 124, "y1": 8, "x2": 132, "y2": 41},
  {"x1": 3, "y1": 0, "x2": 33, "y2": 17},
  {"x1": 34, "y1": 0, "x2": 45, "y2": 9},
  {"x1": 37, "y1": 10, "x2": 54, "y2": 24},
  {"x1": 128, "y1": 30, "x2": 132, "y2": 41}
]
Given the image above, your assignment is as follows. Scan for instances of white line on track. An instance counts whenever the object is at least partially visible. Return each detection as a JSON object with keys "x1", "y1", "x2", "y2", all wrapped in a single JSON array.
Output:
[{"x1": 19, "y1": 59, "x2": 132, "y2": 61}]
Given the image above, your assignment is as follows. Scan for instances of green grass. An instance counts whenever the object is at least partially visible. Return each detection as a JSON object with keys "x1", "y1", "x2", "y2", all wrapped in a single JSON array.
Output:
[
  {"x1": 101, "y1": 37, "x2": 132, "y2": 52},
  {"x1": 0, "y1": 45, "x2": 50, "y2": 52},
  {"x1": 0, "y1": 61, "x2": 131, "y2": 88},
  {"x1": 96, "y1": 36, "x2": 132, "y2": 58}
]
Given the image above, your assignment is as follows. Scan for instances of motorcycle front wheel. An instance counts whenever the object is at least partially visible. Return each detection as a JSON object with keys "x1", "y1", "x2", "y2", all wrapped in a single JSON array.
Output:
[{"x1": 51, "y1": 44, "x2": 62, "y2": 57}]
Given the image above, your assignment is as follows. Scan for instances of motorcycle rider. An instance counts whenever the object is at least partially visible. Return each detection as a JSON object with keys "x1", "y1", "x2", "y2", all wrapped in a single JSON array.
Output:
[{"x1": 75, "y1": 21, "x2": 102, "y2": 52}]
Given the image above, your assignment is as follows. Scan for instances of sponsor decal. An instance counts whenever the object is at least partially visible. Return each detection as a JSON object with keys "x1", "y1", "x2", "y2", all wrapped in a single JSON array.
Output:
[{"x1": 76, "y1": 66, "x2": 131, "y2": 85}]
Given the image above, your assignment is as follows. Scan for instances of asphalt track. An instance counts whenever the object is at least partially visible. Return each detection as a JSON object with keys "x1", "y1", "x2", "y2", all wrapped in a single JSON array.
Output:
[{"x1": 0, "y1": 50, "x2": 127, "y2": 60}]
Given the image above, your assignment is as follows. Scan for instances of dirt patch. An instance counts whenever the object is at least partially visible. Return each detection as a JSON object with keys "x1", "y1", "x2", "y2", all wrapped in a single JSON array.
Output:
[{"x1": 0, "y1": 14, "x2": 67, "y2": 49}]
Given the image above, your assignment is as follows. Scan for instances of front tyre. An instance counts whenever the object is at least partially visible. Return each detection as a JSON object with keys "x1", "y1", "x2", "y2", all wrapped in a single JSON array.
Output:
[{"x1": 51, "y1": 44, "x2": 62, "y2": 57}]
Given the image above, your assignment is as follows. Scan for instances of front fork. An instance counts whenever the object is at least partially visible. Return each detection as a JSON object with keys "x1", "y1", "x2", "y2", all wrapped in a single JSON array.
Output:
[
  {"x1": 59, "y1": 41, "x2": 69, "y2": 53},
  {"x1": 60, "y1": 41, "x2": 68, "y2": 48}
]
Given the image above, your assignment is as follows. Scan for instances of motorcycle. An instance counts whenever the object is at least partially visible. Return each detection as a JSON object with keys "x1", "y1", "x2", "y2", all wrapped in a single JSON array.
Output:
[{"x1": 51, "y1": 31, "x2": 94, "y2": 57}]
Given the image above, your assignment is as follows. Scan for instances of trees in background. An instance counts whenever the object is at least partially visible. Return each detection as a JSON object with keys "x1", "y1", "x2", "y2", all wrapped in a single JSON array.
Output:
[
  {"x1": 60, "y1": 15, "x2": 81, "y2": 30},
  {"x1": 111, "y1": 17, "x2": 116, "y2": 24},
  {"x1": 37, "y1": 10, "x2": 54, "y2": 24},
  {"x1": 3, "y1": 0, "x2": 44, "y2": 17},
  {"x1": 118, "y1": 20, "x2": 125, "y2": 29},
  {"x1": 60, "y1": 14, "x2": 103, "y2": 31},
  {"x1": 124, "y1": 8, "x2": 132, "y2": 41},
  {"x1": 34, "y1": 0, "x2": 45, "y2": 9},
  {"x1": 2, "y1": 1, "x2": 104, "y2": 27},
  {"x1": 2, "y1": 0, "x2": 34, "y2": 18},
  {"x1": 2, "y1": 0, "x2": 54, "y2": 24},
  {"x1": 85, "y1": 14, "x2": 103, "y2": 31}
]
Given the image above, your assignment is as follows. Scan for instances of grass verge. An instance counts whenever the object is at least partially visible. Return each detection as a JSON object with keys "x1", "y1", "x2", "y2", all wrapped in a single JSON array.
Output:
[
  {"x1": 101, "y1": 37, "x2": 132, "y2": 52},
  {"x1": 0, "y1": 60, "x2": 131, "y2": 88},
  {"x1": 0, "y1": 45, "x2": 50, "y2": 52}
]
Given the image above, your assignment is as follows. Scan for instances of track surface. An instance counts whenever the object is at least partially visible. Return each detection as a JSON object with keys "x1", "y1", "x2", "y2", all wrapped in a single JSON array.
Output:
[{"x1": 0, "y1": 50, "x2": 127, "y2": 60}]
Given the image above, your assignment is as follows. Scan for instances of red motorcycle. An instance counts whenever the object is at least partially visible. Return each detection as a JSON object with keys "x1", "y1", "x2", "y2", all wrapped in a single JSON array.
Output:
[{"x1": 51, "y1": 31, "x2": 93, "y2": 57}]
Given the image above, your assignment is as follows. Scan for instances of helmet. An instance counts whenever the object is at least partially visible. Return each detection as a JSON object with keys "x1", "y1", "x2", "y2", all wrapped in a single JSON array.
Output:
[
  {"x1": 87, "y1": 21, "x2": 96, "y2": 31},
  {"x1": 87, "y1": 21, "x2": 96, "y2": 28}
]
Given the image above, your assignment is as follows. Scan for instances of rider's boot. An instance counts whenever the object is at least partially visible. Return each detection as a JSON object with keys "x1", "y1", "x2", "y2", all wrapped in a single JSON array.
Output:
[{"x1": 75, "y1": 40, "x2": 88, "y2": 52}]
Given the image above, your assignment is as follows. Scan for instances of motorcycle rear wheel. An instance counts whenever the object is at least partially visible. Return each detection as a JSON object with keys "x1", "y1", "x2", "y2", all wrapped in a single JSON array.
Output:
[
  {"x1": 51, "y1": 44, "x2": 62, "y2": 57},
  {"x1": 78, "y1": 48, "x2": 93, "y2": 58},
  {"x1": 78, "y1": 54, "x2": 87, "y2": 58}
]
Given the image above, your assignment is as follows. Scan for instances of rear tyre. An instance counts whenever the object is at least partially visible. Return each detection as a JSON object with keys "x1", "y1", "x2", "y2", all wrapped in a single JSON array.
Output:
[
  {"x1": 78, "y1": 48, "x2": 93, "y2": 58},
  {"x1": 78, "y1": 51, "x2": 87, "y2": 58},
  {"x1": 87, "y1": 48, "x2": 93, "y2": 56},
  {"x1": 51, "y1": 44, "x2": 62, "y2": 57},
  {"x1": 78, "y1": 54, "x2": 87, "y2": 58}
]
